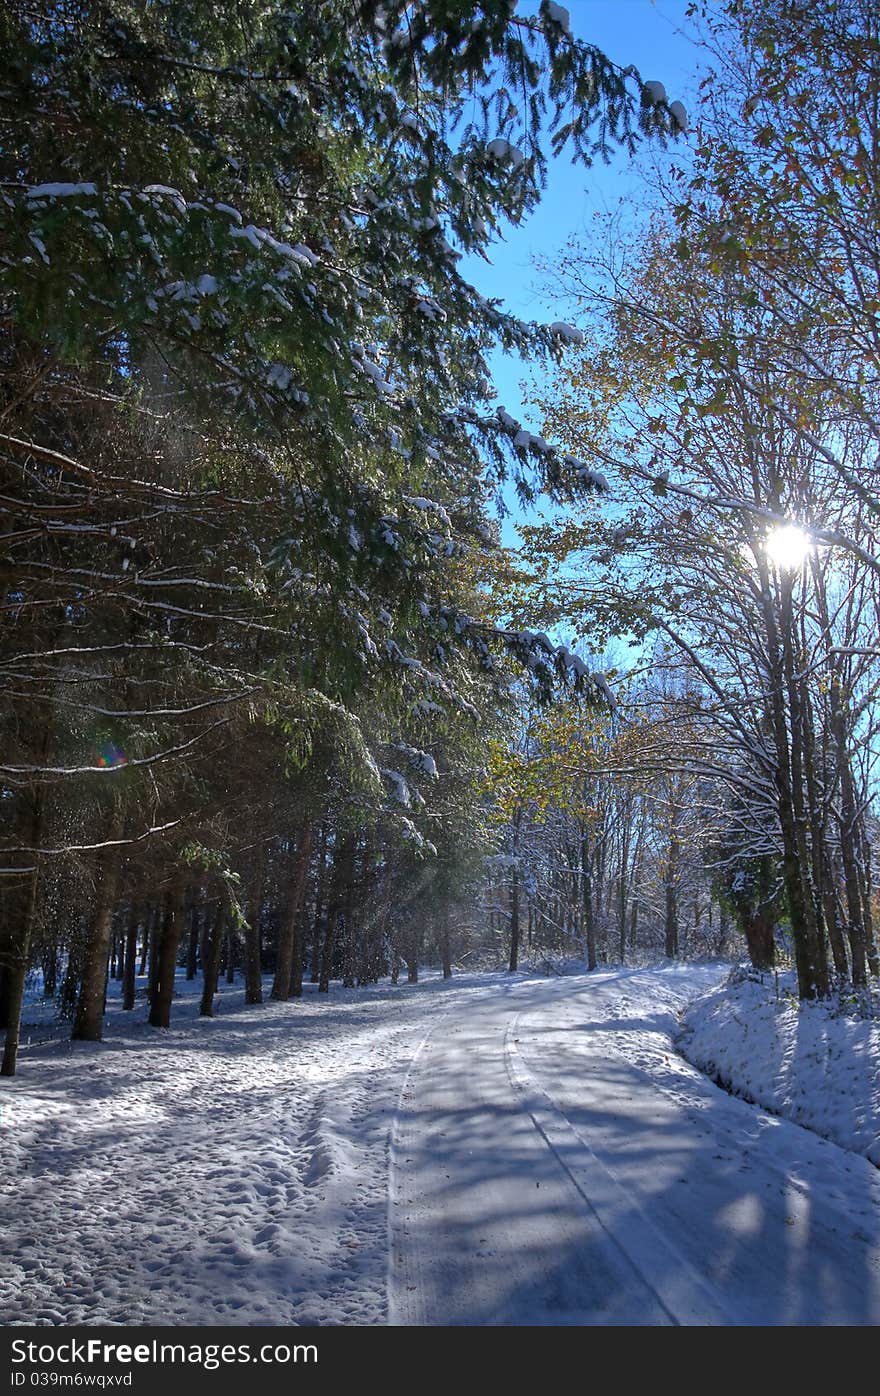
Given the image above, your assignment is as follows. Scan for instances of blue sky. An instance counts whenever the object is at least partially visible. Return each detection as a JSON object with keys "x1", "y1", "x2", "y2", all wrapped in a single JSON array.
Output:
[{"x1": 458, "y1": 1, "x2": 704, "y2": 542}]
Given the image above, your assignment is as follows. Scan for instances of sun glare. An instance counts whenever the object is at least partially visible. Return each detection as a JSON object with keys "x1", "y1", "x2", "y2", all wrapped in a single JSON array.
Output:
[{"x1": 764, "y1": 523, "x2": 813, "y2": 571}]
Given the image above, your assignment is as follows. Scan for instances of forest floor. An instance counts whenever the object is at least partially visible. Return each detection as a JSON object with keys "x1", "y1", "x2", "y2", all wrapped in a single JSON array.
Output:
[{"x1": 3, "y1": 963, "x2": 879, "y2": 1326}]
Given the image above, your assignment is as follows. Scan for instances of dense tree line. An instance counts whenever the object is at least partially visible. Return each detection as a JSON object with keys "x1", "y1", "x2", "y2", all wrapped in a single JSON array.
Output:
[{"x1": 0, "y1": 2, "x2": 687, "y2": 1072}]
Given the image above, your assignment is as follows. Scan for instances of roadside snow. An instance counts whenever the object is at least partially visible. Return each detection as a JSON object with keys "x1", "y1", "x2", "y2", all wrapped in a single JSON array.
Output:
[{"x1": 677, "y1": 967, "x2": 880, "y2": 1166}]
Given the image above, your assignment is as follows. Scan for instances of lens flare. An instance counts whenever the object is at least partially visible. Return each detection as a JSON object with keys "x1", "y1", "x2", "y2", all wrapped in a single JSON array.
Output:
[
  {"x1": 97, "y1": 742, "x2": 127, "y2": 768},
  {"x1": 764, "y1": 523, "x2": 812, "y2": 571}
]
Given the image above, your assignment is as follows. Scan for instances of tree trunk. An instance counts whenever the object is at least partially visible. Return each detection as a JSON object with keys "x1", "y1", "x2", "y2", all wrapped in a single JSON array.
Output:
[
  {"x1": 243, "y1": 845, "x2": 266, "y2": 1004},
  {"x1": 149, "y1": 873, "x2": 187, "y2": 1029},
  {"x1": 618, "y1": 877, "x2": 628, "y2": 965},
  {"x1": 406, "y1": 941, "x2": 419, "y2": 983},
  {"x1": 822, "y1": 850, "x2": 849, "y2": 978},
  {"x1": 779, "y1": 577, "x2": 828, "y2": 997},
  {"x1": 1, "y1": 864, "x2": 40, "y2": 1075},
  {"x1": 72, "y1": 811, "x2": 124, "y2": 1042},
  {"x1": 340, "y1": 841, "x2": 359, "y2": 988},
  {"x1": 801, "y1": 680, "x2": 832, "y2": 977},
  {"x1": 813, "y1": 567, "x2": 874, "y2": 983},
  {"x1": 199, "y1": 902, "x2": 223, "y2": 1017},
  {"x1": 441, "y1": 906, "x2": 452, "y2": 980},
  {"x1": 138, "y1": 915, "x2": 150, "y2": 974},
  {"x1": 318, "y1": 901, "x2": 338, "y2": 992},
  {"x1": 663, "y1": 801, "x2": 680, "y2": 960},
  {"x1": 1, "y1": 723, "x2": 50, "y2": 1077},
  {"x1": 354, "y1": 845, "x2": 374, "y2": 986},
  {"x1": 271, "y1": 823, "x2": 314, "y2": 1001},
  {"x1": 855, "y1": 812, "x2": 879, "y2": 977},
  {"x1": 319, "y1": 834, "x2": 354, "y2": 992},
  {"x1": 581, "y1": 827, "x2": 597, "y2": 971},
  {"x1": 146, "y1": 904, "x2": 161, "y2": 1015},
  {"x1": 309, "y1": 824, "x2": 328, "y2": 982},
  {"x1": 742, "y1": 908, "x2": 776, "y2": 971},
  {"x1": 122, "y1": 900, "x2": 139, "y2": 1010},
  {"x1": 508, "y1": 860, "x2": 520, "y2": 973},
  {"x1": 838, "y1": 763, "x2": 869, "y2": 986}
]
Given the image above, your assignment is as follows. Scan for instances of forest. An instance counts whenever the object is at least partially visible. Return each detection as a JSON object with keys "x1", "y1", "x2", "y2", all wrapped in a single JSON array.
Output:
[{"x1": 1, "y1": 0, "x2": 878, "y2": 1080}]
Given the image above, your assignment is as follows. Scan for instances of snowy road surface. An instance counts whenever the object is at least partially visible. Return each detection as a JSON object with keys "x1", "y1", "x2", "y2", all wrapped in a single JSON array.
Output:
[
  {"x1": 389, "y1": 967, "x2": 880, "y2": 1326},
  {"x1": 4, "y1": 964, "x2": 880, "y2": 1326}
]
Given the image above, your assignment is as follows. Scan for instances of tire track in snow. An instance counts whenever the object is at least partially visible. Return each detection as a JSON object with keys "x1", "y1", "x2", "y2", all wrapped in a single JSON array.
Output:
[
  {"x1": 503, "y1": 1013, "x2": 733, "y2": 1326},
  {"x1": 387, "y1": 979, "x2": 678, "y2": 1325},
  {"x1": 387, "y1": 1006, "x2": 453, "y2": 1325}
]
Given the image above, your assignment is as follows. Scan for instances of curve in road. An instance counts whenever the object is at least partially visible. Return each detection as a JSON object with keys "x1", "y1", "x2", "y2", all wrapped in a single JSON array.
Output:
[{"x1": 388, "y1": 968, "x2": 880, "y2": 1326}]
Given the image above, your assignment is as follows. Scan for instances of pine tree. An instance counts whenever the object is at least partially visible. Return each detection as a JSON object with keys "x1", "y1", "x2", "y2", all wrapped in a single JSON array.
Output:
[{"x1": 0, "y1": 1, "x2": 685, "y2": 1067}]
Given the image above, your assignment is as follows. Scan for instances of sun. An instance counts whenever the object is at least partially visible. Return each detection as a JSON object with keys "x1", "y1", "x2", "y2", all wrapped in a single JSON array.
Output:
[{"x1": 764, "y1": 523, "x2": 813, "y2": 571}]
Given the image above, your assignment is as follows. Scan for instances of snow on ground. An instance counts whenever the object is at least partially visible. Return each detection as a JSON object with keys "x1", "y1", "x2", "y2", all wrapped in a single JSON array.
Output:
[
  {"x1": 677, "y1": 966, "x2": 880, "y2": 1166},
  {"x1": 0, "y1": 969, "x2": 504, "y2": 1326},
  {"x1": 4, "y1": 961, "x2": 879, "y2": 1328}
]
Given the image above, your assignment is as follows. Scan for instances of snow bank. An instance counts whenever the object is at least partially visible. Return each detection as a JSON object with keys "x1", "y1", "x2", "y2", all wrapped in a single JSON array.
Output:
[{"x1": 677, "y1": 967, "x2": 880, "y2": 1166}]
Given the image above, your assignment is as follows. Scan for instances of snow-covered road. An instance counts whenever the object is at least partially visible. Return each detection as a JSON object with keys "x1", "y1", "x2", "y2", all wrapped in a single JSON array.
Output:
[
  {"x1": 4, "y1": 964, "x2": 879, "y2": 1326},
  {"x1": 389, "y1": 967, "x2": 880, "y2": 1325}
]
